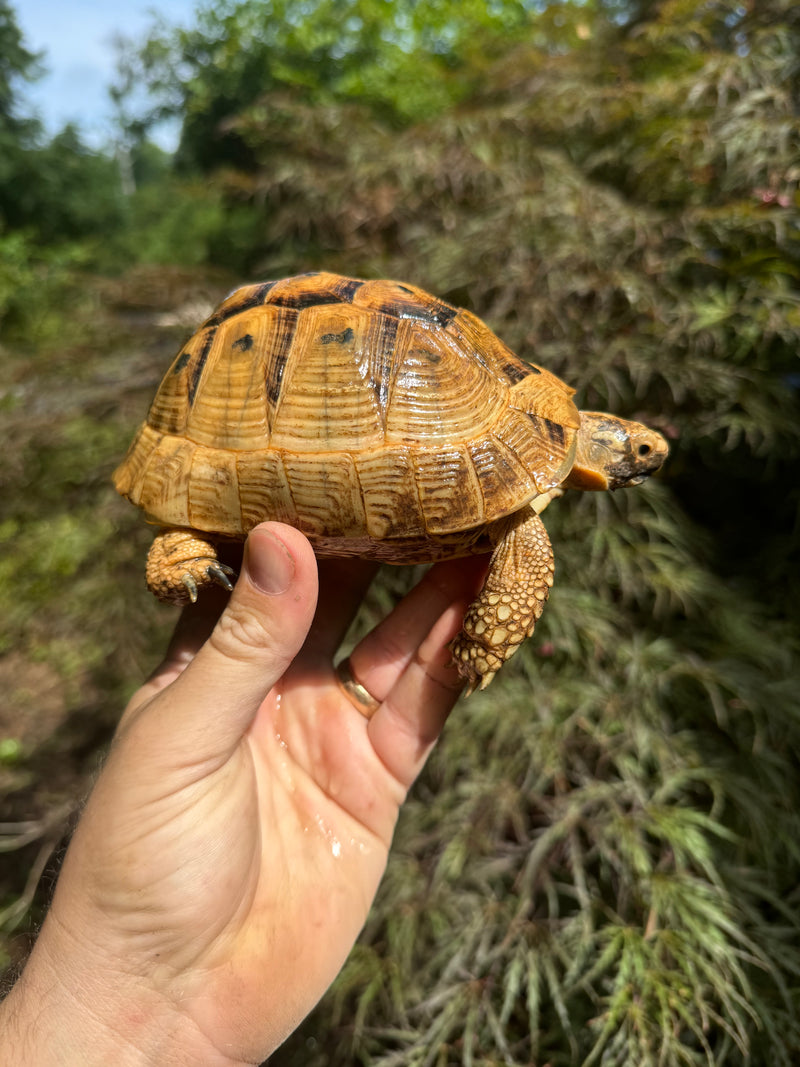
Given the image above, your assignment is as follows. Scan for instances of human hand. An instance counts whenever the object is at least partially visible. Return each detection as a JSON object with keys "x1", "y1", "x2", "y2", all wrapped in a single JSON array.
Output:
[{"x1": 1, "y1": 522, "x2": 486, "y2": 1066}]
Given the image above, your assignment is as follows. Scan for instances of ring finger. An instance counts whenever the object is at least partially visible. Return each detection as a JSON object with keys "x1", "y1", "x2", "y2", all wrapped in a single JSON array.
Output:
[{"x1": 346, "y1": 555, "x2": 487, "y2": 704}]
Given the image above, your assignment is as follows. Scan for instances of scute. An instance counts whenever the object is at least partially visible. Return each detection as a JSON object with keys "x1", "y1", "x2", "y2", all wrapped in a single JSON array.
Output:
[
  {"x1": 268, "y1": 303, "x2": 391, "y2": 453},
  {"x1": 352, "y1": 278, "x2": 459, "y2": 327},
  {"x1": 114, "y1": 272, "x2": 583, "y2": 546},
  {"x1": 383, "y1": 317, "x2": 506, "y2": 447}
]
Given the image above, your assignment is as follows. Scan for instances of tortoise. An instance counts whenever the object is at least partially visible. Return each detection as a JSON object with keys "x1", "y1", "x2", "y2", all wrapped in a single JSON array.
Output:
[{"x1": 114, "y1": 271, "x2": 668, "y2": 693}]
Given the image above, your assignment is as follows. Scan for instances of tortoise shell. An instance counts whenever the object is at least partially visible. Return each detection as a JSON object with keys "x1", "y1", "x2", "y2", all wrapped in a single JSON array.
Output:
[{"x1": 114, "y1": 272, "x2": 581, "y2": 548}]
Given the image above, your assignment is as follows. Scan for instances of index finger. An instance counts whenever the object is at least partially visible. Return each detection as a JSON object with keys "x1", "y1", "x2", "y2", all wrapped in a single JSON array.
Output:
[{"x1": 123, "y1": 585, "x2": 232, "y2": 719}]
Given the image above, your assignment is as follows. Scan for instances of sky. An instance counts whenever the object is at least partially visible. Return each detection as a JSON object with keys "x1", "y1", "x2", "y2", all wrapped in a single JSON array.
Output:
[{"x1": 15, "y1": 0, "x2": 200, "y2": 148}]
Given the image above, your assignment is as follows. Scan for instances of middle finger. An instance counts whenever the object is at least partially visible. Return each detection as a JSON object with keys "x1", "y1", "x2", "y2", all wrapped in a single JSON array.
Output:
[
  {"x1": 345, "y1": 554, "x2": 488, "y2": 704},
  {"x1": 292, "y1": 557, "x2": 379, "y2": 674}
]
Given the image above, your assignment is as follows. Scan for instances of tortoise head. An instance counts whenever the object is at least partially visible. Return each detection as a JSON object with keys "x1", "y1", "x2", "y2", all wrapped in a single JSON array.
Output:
[{"x1": 564, "y1": 411, "x2": 669, "y2": 491}]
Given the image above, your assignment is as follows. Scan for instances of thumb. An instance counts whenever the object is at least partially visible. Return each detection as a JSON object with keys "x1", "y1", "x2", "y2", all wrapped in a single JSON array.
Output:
[{"x1": 133, "y1": 523, "x2": 319, "y2": 764}]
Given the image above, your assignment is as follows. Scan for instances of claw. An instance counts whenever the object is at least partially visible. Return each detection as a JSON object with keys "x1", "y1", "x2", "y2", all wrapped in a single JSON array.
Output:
[
  {"x1": 181, "y1": 573, "x2": 199, "y2": 603},
  {"x1": 478, "y1": 670, "x2": 497, "y2": 692},
  {"x1": 207, "y1": 562, "x2": 236, "y2": 592}
]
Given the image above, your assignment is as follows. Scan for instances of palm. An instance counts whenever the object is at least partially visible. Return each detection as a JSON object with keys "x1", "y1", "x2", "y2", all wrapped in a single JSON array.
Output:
[
  {"x1": 52, "y1": 546, "x2": 485, "y2": 1062},
  {"x1": 146, "y1": 681, "x2": 397, "y2": 1054}
]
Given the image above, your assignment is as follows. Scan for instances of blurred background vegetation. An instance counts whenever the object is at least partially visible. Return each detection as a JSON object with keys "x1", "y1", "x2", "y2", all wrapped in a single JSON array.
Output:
[{"x1": 1, "y1": 0, "x2": 799, "y2": 1063}]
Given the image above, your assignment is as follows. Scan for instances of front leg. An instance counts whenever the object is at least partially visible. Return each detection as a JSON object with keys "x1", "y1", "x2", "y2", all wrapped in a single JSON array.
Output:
[
  {"x1": 450, "y1": 506, "x2": 555, "y2": 694},
  {"x1": 146, "y1": 528, "x2": 237, "y2": 605}
]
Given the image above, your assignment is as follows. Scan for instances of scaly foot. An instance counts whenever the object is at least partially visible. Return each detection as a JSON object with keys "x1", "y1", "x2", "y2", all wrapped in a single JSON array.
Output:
[
  {"x1": 146, "y1": 528, "x2": 236, "y2": 605},
  {"x1": 450, "y1": 507, "x2": 554, "y2": 693}
]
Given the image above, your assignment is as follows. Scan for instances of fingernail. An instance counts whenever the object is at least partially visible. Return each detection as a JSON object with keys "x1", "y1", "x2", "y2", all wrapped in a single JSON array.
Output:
[{"x1": 245, "y1": 528, "x2": 295, "y2": 595}]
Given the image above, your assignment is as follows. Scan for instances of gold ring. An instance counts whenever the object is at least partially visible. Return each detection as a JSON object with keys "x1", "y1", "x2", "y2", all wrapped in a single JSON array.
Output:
[{"x1": 335, "y1": 657, "x2": 380, "y2": 719}]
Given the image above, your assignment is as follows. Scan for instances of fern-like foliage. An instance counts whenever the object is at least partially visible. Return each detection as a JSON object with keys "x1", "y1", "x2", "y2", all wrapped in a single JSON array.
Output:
[
  {"x1": 244, "y1": 3, "x2": 800, "y2": 1064},
  {"x1": 2, "y1": 1, "x2": 799, "y2": 1063}
]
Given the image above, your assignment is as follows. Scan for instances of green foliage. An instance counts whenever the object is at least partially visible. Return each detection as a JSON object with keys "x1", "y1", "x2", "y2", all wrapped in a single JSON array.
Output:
[
  {"x1": 0, "y1": 0, "x2": 41, "y2": 143},
  {"x1": 181, "y1": 2, "x2": 797, "y2": 1062},
  {"x1": 113, "y1": 0, "x2": 538, "y2": 171},
  {"x1": 296, "y1": 482, "x2": 800, "y2": 1066},
  {"x1": 1, "y1": 125, "x2": 127, "y2": 243},
  {"x1": 0, "y1": 231, "x2": 98, "y2": 345},
  {"x1": 2, "y1": 0, "x2": 800, "y2": 1063},
  {"x1": 0, "y1": 4, "x2": 127, "y2": 248},
  {"x1": 106, "y1": 176, "x2": 229, "y2": 268}
]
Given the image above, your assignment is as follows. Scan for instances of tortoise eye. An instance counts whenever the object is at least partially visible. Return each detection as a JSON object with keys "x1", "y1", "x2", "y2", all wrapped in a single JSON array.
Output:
[{"x1": 638, "y1": 443, "x2": 652, "y2": 457}]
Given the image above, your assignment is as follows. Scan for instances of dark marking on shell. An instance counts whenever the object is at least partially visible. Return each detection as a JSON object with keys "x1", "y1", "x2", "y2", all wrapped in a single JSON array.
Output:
[
  {"x1": 265, "y1": 312, "x2": 297, "y2": 406},
  {"x1": 267, "y1": 289, "x2": 343, "y2": 310},
  {"x1": 378, "y1": 310, "x2": 398, "y2": 352},
  {"x1": 205, "y1": 282, "x2": 277, "y2": 326},
  {"x1": 232, "y1": 333, "x2": 254, "y2": 352},
  {"x1": 502, "y1": 361, "x2": 530, "y2": 384},
  {"x1": 333, "y1": 277, "x2": 365, "y2": 302},
  {"x1": 188, "y1": 328, "x2": 218, "y2": 406},
  {"x1": 375, "y1": 299, "x2": 458, "y2": 329},
  {"x1": 431, "y1": 304, "x2": 458, "y2": 328},
  {"x1": 543, "y1": 418, "x2": 566, "y2": 447},
  {"x1": 370, "y1": 314, "x2": 398, "y2": 426},
  {"x1": 320, "y1": 327, "x2": 355, "y2": 345},
  {"x1": 173, "y1": 351, "x2": 191, "y2": 374}
]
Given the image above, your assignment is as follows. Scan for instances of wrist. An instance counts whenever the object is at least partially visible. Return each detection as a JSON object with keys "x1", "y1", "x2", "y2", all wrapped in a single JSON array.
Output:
[{"x1": 0, "y1": 919, "x2": 235, "y2": 1067}]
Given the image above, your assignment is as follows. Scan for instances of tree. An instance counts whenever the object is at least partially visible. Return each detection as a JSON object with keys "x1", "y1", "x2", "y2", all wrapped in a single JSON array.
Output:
[
  {"x1": 112, "y1": 0, "x2": 539, "y2": 172},
  {"x1": 0, "y1": 4, "x2": 127, "y2": 247},
  {"x1": 0, "y1": 0, "x2": 43, "y2": 225},
  {"x1": 0, "y1": 0, "x2": 40, "y2": 134}
]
